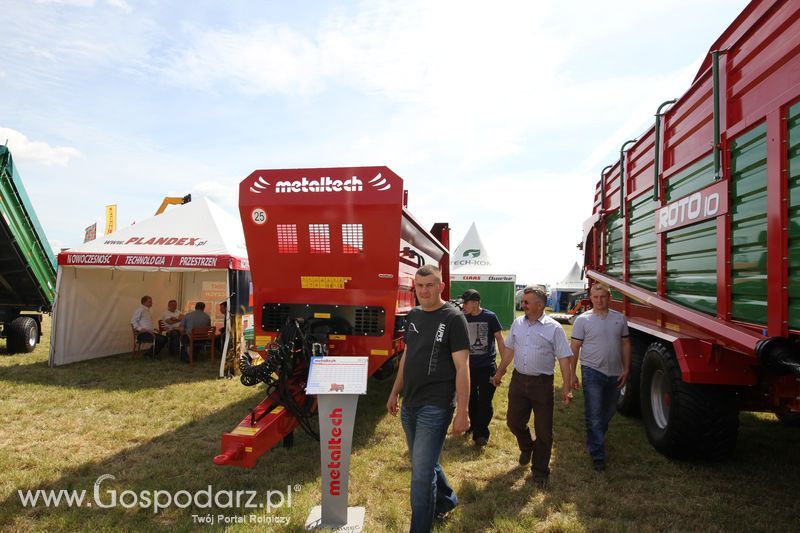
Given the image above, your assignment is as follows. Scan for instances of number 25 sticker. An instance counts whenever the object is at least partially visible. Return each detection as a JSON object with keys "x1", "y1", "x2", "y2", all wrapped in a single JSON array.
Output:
[{"x1": 251, "y1": 208, "x2": 267, "y2": 225}]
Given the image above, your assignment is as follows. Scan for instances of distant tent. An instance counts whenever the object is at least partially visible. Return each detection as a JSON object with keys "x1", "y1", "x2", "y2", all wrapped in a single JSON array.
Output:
[
  {"x1": 450, "y1": 223, "x2": 516, "y2": 328},
  {"x1": 550, "y1": 262, "x2": 586, "y2": 312}
]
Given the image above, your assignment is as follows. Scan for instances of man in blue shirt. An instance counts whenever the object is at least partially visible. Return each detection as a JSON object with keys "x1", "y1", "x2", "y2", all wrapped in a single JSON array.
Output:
[{"x1": 461, "y1": 289, "x2": 506, "y2": 447}]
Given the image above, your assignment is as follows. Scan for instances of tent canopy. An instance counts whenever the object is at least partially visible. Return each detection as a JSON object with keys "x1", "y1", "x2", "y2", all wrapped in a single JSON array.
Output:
[
  {"x1": 450, "y1": 222, "x2": 516, "y2": 327},
  {"x1": 550, "y1": 262, "x2": 585, "y2": 312},
  {"x1": 50, "y1": 197, "x2": 249, "y2": 366},
  {"x1": 553, "y1": 261, "x2": 584, "y2": 291},
  {"x1": 451, "y1": 222, "x2": 513, "y2": 276},
  {"x1": 58, "y1": 197, "x2": 248, "y2": 270}
]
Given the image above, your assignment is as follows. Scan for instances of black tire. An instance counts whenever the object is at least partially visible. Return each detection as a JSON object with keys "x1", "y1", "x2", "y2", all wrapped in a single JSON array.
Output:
[
  {"x1": 777, "y1": 412, "x2": 800, "y2": 428},
  {"x1": 372, "y1": 357, "x2": 396, "y2": 381},
  {"x1": 616, "y1": 335, "x2": 645, "y2": 417},
  {"x1": 640, "y1": 341, "x2": 739, "y2": 460},
  {"x1": 7, "y1": 316, "x2": 39, "y2": 354}
]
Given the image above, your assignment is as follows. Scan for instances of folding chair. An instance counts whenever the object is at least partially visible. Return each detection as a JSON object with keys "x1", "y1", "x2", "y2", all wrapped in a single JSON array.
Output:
[
  {"x1": 132, "y1": 325, "x2": 154, "y2": 358},
  {"x1": 187, "y1": 326, "x2": 216, "y2": 366}
]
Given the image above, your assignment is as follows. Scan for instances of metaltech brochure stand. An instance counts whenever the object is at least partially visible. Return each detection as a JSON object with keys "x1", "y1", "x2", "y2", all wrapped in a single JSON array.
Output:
[{"x1": 304, "y1": 356, "x2": 368, "y2": 532}]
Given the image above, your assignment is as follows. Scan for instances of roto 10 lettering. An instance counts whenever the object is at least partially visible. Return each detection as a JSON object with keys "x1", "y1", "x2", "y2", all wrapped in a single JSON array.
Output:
[{"x1": 655, "y1": 181, "x2": 728, "y2": 233}]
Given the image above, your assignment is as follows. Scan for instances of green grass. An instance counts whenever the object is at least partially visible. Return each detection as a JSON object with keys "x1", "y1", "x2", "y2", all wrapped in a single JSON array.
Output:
[{"x1": 1, "y1": 316, "x2": 798, "y2": 531}]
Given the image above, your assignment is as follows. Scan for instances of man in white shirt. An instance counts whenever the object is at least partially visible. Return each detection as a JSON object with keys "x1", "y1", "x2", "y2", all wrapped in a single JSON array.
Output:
[
  {"x1": 131, "y1": 295, "x2": 167, "y2": 356},
  {"x1": 493, "y1": 285, "x2": 573, "y2": 488},
  {"x1": 160, "y1": 299, "x2": 183, "y2": 356}
]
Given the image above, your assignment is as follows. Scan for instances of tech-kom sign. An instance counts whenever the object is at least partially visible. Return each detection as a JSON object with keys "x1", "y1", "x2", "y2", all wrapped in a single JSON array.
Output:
[{"x1": 452, "y1": 248, "x2": 490, "y2": 267}]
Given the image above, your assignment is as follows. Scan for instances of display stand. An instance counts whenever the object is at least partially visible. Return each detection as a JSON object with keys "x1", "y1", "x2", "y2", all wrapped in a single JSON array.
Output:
[{"x1": 304, "y1": 356, "x2": 368, "y2": 532}]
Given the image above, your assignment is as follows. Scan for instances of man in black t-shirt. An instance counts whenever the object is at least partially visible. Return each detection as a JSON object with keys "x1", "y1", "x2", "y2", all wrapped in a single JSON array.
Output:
[{"x1": 387, "y1": 265, "x2": 470, "y2": 532}]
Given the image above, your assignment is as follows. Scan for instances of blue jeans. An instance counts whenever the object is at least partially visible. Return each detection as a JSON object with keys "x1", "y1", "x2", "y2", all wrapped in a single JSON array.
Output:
[
  {"x1": 581, "y1": 365, "x2": 620, "y2": 461},
  {"x1": 400, "y1": 404, "x2": 457, "y2": 533}
]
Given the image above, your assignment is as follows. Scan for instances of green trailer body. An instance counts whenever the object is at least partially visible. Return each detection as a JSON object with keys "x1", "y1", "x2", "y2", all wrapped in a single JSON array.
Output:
[
  {"x1": 451, "y1": 276, "x2": 515, "y2": 329},
  {"x1": 0, "y1": 145, "x2": 56, "y2": 353},
  {"x1": 583, "y1": 0, "x2": 800, "y2": 460}
]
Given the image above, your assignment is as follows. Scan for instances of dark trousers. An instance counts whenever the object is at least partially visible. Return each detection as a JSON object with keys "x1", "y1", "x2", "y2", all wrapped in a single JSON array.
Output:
[
  {"x1": 137, "y1": 332, "x2": 167, "y2": 356},
  {"x1": 180, "y1": 335, "x2": 210, "y2": 362},
  {"x1": 506, "y1": 371, "x2": 554, "y2": 480},
  {"x1": 468, "y1": 365, "x2": 496, "y2": 441},
  {"x1": 165, "y1": 330, "x2": 181, "y2": 356},
  {"x1": 214, "y1": 326, "x2": 226, "y2": 354}
]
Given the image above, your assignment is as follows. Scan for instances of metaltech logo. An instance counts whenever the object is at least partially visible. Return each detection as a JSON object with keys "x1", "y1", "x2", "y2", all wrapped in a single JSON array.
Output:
[{"x1": 249, "y1": 173, "x2": 390, "y2": 194}]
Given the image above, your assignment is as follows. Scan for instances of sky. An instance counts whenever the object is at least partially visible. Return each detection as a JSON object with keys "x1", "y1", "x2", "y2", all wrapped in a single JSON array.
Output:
[{"x1": 1, "y1": 0, "x2": 751, "y2": 285}]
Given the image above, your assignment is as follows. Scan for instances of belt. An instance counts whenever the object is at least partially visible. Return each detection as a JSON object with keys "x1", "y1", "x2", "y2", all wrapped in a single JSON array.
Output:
[{"x1": 513, "y1": 369, "x2": 553, "y2": 378}]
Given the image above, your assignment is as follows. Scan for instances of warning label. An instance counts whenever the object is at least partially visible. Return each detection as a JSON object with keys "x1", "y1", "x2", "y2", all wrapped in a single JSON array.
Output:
[{"x1": 301, "y1": 276, "x2": 352, "y2": 289}]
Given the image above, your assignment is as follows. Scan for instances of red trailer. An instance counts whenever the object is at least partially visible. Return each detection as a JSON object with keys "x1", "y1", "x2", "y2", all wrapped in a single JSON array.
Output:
[
  {"x1": 582, "y1": 0, "x2": 800, "y2": 459},
  {"x1": 214, "y1": 166, "x2": 449, "y2": 467}
]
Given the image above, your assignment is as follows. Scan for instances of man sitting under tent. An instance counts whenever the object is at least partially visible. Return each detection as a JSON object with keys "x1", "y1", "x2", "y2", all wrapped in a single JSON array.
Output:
[
  {"x1": 161, "y1": 299, "x2": 184, "y2": 356},
  {"x1": 180, "y1": 301, "x2": 212, "y2": 363},
  {"x1": 131, "y1": 295, "x2": 168, "y2": 357}
]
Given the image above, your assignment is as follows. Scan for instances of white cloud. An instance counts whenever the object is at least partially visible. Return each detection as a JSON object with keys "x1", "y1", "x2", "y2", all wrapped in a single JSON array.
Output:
[
  {"x1": 164, "y1": 24, "x2": 323, "y2": 95},
  {"x1": 195, "y1": 180, "x2": 240, "y2": 213},
  {"x1": 2, "y1": 0, "x2": 752, "y2": 280},
  {"x1": 159, "y1": 0, "x2": 720, "y2": 175},
  {"x1": 35, "y1": 0, "x2": 96, "y2": 6},
  {"x1": 106, "y1": 0, "x2": 131, "y2": 12},
  {"x1": 408, "y1": 167, "x2": 592, "y2": 285},
  {"x1": 0, "y1": 127, "x2": 81, "y2": 166},
  {"x1": 34, "y1": 0, "x2": 131, "y2": 10}
]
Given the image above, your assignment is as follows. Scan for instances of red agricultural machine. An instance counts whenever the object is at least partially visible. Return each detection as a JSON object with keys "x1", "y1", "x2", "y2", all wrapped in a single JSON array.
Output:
[
  {"x1": 582, "y1": 0, "x2": 800, "y2": 459},
  {"x1": 214, "y1": 166, "x2": 449, "y2": 467}
]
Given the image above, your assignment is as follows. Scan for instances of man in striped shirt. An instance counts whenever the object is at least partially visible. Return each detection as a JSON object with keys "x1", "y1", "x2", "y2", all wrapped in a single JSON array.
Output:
[{"x1": 493, "y1": 285, "x2": 573, "y2": 488}]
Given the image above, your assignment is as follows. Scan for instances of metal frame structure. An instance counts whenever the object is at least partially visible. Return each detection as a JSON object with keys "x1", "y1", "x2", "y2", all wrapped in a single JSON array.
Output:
[{"x1": 215, "y1": 166, "x2": 450, "y2": 467}]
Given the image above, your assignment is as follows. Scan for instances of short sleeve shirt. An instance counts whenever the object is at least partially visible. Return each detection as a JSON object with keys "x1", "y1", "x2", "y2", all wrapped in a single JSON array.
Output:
[
  {"x1": 504, "y1": 313, "x2": 572, "y2": 375},
  {"x1": 161, "y1": 310, "x2": 182, "y2": 331},
  {"x1": 571, "y1": 309, "x2": 629, "y2": 376},
  {"x1": 465, "y1": 309, "x2": 502, "y2": 368},
  {"x1": 181, "y1": 310, "x2": 211, "y2": 334},
  {"x1": 402, "y1": 303, "x2": 470, "y2": 409}
]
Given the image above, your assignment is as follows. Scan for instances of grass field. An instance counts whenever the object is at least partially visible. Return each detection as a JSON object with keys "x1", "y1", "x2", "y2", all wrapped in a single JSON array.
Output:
[{"x1": 1, "y1": 316, "x2": 799, "y2": 532}]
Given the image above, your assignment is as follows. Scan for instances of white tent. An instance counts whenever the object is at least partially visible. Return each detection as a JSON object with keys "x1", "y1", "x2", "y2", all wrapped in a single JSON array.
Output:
[
  {"x1": 550, "y1": 262, "x2": 586, "y2": 312},
  {"x1": 49, "y1": 197, "x2": 249, "y2": 367},
  {"x1": 554, "y1": 262, "x2": 585, "y2": 290},
  {"x1": 450, "y1": 223, "x2": 516, "y2": 327}
]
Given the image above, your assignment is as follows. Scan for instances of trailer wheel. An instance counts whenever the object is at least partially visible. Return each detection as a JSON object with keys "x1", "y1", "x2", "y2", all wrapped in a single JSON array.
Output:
[
  {"x1": 616, "y1": 336, "x2": 645, "y2": 417},
  {"x1": 372, "y1": 357, "x2": 396, "y2": 381},
  {"x1": 640, "y1": 341, "x2": 738, "y2": 460},
  {"x1": 7, "y1": 317, "x2": 39, "y2": 354},
  {"x1": 777, "y1": 412, "x2": 800, "y2": 428}
]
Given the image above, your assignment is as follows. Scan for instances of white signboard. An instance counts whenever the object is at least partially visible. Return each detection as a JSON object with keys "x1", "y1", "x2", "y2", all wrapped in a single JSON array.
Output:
[{"x1": 306, "y1": 356, "x2": 369, "y2": 395}]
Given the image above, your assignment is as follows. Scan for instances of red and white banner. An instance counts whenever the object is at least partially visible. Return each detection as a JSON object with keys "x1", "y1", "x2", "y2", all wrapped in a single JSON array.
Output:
[{"x1": 59, "y1": 253, "x2": 248, "y2": 270}]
